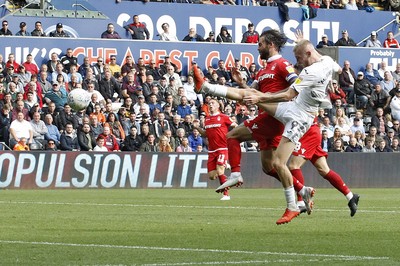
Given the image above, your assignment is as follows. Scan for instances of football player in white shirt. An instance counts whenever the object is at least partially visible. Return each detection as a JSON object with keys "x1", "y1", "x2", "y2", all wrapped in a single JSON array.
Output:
[{"x1": 243, "y1": 40, "x2": 342, "y2": 224}]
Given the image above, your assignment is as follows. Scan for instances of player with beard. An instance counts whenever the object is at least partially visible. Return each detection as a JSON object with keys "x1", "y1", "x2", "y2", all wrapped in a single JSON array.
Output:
[
  {"x1": 195, "y1": 98, "x2": 237, "y2": 201},
  {"x1": 193, "y1": 29, "x2": 315, "y2": 220}
]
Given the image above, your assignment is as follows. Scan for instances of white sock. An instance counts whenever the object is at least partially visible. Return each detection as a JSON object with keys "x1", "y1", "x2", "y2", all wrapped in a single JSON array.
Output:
[
  {"x1": 204, "y1": 83, "x2": 227, "y2": 97},
  {"x1": 345, "y1": 192, "x2": 354, "y2": 201},
  {"x1": 284, "y1": 186, "x2": 298, "y2": 210},
  {"x1": 297, "y1": 200, "x2": 305, "y2": 207},
  {"x1": 230, "y1": 172, "x2": 241, "y2": 178}
]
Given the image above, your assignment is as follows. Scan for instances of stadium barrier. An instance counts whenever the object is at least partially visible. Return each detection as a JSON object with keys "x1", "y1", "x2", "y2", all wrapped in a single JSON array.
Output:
[{"x1": 0, "y1": 151, "x2": 398, "y2": 189}]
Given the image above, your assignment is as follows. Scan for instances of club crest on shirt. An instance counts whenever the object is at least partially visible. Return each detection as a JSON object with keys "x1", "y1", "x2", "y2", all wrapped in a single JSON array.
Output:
[{"x1": 217, "y1": 116, "x2": 221, "y2": 121}]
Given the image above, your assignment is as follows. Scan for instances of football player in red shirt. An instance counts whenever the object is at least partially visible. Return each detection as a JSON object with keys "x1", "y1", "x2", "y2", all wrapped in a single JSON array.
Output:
[{"x1": 196, "y1": 98, "x2": 237, "y2": 200}]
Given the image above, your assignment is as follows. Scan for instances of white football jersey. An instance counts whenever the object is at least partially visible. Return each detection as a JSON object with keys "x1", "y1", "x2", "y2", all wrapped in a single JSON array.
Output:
[{"x1": 291, "y1": 56, "x2": 341, "y2": 113}]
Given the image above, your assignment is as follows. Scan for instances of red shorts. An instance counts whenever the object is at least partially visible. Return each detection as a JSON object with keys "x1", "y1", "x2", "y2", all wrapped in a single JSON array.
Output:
[
  {"x1": 292, "y1": 124, "x2": 328, "y2": 164},
  {"x1": 207, "y1": 149, "x2": 228, "y2": 172},
  {"x1": 243, "y1": 112, "x2": 284, "y2": 150}
]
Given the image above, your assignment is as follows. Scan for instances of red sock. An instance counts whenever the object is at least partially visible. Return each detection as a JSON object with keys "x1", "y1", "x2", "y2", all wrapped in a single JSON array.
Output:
[
  {"x1": 290, "y1": 169, "x2": 305, "y2": 198},
  {"x1": 218, "y1": 174, "x2": 229, "y2": 196},
  {"x1": 228, "y1": 138, "x2": 241, "y2": 172},
  {"x1": 323, "y1": 170, "x2": 351, "y2": 196},
  {"x1": 267, "y1": 169, "x2": 280, "y2": 181}
]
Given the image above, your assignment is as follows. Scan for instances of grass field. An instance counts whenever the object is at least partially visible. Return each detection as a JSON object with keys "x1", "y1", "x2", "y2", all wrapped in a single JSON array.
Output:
[{"x1": 0, "y1": 188, "x2": 399, "y2": 265}]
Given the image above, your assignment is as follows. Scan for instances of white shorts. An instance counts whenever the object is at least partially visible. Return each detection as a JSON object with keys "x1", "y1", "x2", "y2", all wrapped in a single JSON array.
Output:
[{"x1": 274, "y1": 102, "x2": 315, "y2": 144}]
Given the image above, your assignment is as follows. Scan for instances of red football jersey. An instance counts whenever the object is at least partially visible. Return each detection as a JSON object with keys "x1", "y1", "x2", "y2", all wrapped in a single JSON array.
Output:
[
  {"x1": 256, "y1": 55, "x2": 297, "y2": 94},
  {"x1": 204, "y1": 113, "x2": 232, "y2": 152}
]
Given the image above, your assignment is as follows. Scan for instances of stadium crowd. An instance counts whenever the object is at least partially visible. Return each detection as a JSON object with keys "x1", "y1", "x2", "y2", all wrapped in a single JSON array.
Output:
[{"x1": 0, "y1": 44, "x2": 399, "y2": 153}]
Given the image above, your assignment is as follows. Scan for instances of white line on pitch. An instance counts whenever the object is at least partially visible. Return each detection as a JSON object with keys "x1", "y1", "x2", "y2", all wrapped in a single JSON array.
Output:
[
  {"x1": 0, "y1": 240, "x2": 389, "y2": 262},
  {"x1": 0, "y1": 201, "x2": 399, "y2": 214}
]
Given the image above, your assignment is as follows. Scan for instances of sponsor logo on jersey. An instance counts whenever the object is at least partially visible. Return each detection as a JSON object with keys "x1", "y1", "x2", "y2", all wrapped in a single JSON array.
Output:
[
  {"x1": 258, "y1": 73, "x2": 275, "y2": 82},
  {"x1": 205, "y1": 123, "x2": 222, "y2": 129}
]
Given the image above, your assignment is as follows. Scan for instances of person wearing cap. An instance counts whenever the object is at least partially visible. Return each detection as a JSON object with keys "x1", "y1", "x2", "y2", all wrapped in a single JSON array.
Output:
[
  {"x1": 182, "y1": 28, "x2": 205, "y2": 42},
  {"x1": 328, "y1": 79, "x2": 347, "y2": 105},
  {"x1": 159, "y1": 22, "x2": 178, "y2": 42},
  {"x1": 49, "y1": 23, "x2": 70, "y2": 38},
  {"x1": 241, "y1": 23, "x2": 259, "y2": 43},
  {"x1": 124, "y1": 15, "x2": 150, "y2": 40},
  {"x1": 15, "y1": 22, "x2": 30, "y2": 36},
  {"x1": 364, "y1": 31, "x2": 382, "y2": 47},
  {"x1": 335, "y1": 30, "x2": 356, "y2": 46},
  {"x1": 383, "y1": 31, "x2": 399, "y2": 48},
  {"x1": 216, "y1": 26, "x2": 232, "y2": 43},
  {"x1": 205, "y1": 31, "x2": 215, "y2": 42},
  {"x1": 0, "y1": 20, "x2": 12, "y2": 36},
  {"x1": 354, "y1": 71, "x2": 372, "y2": 109},
  {"x1": 316, "y1": 34, "x2": 334, "y2": 48}
]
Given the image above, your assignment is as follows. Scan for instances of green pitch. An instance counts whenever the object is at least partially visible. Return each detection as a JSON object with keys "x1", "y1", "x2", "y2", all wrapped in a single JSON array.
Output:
[{"x1": 0, "y1": 188, "x2": 399, "y2": 265}]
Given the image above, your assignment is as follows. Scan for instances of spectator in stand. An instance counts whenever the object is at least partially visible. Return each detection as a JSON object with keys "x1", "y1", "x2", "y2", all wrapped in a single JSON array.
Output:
[
  {"x1": 157, "y1": 135, "x2": 173, "y2": 152},
  {"x1": 0, "y1": 104, "x2": 11, "y2": 144},
  {"x1": 44, "y1": 83, "x2": 68, "y2": 111},
  {"x1": 90, "y1": 116, "x2": 104, "y2": 139},
  {"x1": 13, "y1": 137, "x2": 29, "y2": 151},
  {"x1": 121, "y1": 126, "x2": 142, "y2": 151},
  {"x1": 44, "y1": 114, "x2": 60, "y2": 146},
  {"x1": 339, "y1": 60, "x2": 356, "y2": 104},
  {"x1": 216, "y1": 59, "x2": 231, "y2": 84},
  {"x1": 15, "y1": 22, "x2": 30, "y2": 36},
  {"x1": 328, "y1": 79, "x2": 347, "y2": 105},
  {"x1": 100, "y1": 126, "x2": 120, "y2": 151},
  {"x1": 67, "y1": 65, "x2": 82, "y2": 84},
  {"x1": 78, "y1": 57, "x2": 93, "y2": 79},
  {"x1": 391, "y1": 137, "x2": 400, "y2": 152},
  {"x1": 93, "y1": 135, "x2": 108, "y2": 151},
  {"x1": 108, "y1": 55, "x2": 121, "y2": 77},
  {"x1": 46, "y1": 52, "x2": 60, "y2": 74},
  {"x1": 241, "y1": 23, "x2": 259, "y2": 43},
  {"x1": 383, "y1": 31, "x2": 400, "y2": 48},
  {"x1": 99, "y1": 70, "x2": 121, "y2": 103},
  {"x1": 380, "y1": 71, "x2": 396, "y2": 94},
  {"x1": 148, "y1": 93, "x2": 162, "y2": 115},
  {"x1": 350, "y1": 118, "x2": 365, "y2": 138},
  {"x1": 188, "y1": 128, "x2": 203, "y2": 151},
  {"x1": 159, "y1": 22, "x2": 178, "y2": 41},
  {"x1": 159, "y1": 56, "x2": 178, "y2": 76},
  {"x1": 0, "y1": 20, "x2": 12, "y2": 36},
  {"x1": 216, "y1": 26, "x2": 232, "y2": 43},
  {"x1": 59, "y1": 123, "x2": 79, "y2": 151},
  {"x1": 121, "y1": 70, "x2": 141, "y2": 100},
  {"x1": 377, "y1": 61, "x2": 389, "y2": 80},
  {"x1": 205, "y1": 31, "x2": 216, "y2": 42},
  {"x1": 9, "y1": 111, "x2": 33, "y2": 148},
  {"x1": 235, "y1": 105, "x2": 249, "y2": 125},
  {"x1": 384, "y1": 128, "x2": 396, "y2": 147},
  {"x1": 101, "y1": 23, "x2": 121, "y2": 39},
  {"x1": 320, "y1": 130, "x2": 332, "y2": 152},
  {"x1": 163, "y1": 66, "x2": 182, "y2": 88},
  {"x1": 146, "y1": 60, "x2": 162, "y2": 81},
  {"x1": 329, "y1": 139, "x2": 344, "y2": 152},
  {"x1": 335, "y1": 117, "x2": 352, "y2": 145},
  {"x1": 363, "y1": 63, "x2": 382, "y2": 86},
  {"x1": 60, "y1": 48, "x2": 77, "y2": 74},
  {"x1": 367, "y1": 126, "x2": 384, "y2": 147},
  {"x1": 176, "y1": 96, "x2": 192, "y2": 118},
  {"x1": 6, "y1": 53, "x2": 20, "y2": 73},
  {"x1": 60, "y1": 103, "x2": 79, "y2": 130},
  {"x1": 354, "y1": 71, "x2": 372, "y2": 110},
  {"x1": 316, "y1": 34, "x2": 334, "y2": 48},
  {"x1": 364, "y1": 31, "x2": 382, "y2": 47},
  {"x1": 370, "y1": 84, "x2": 390, "y2": 113},
  {"x1": 392, "y1": 119, "x2": 400, "y2": 136},
  {"x1": 77, "y1": 123, "x2": 96, "y2": 151},
  {"x1": 140, "y1": 133, "x2": 158, "y2": 152},
  {"x1": 182, "y1": 28, "x2": 205, "y2": 42},
  {"x1": 22, "y1": 54, "x2": 38, "y2": 75},
  {"x1": 371, "y1": 107, "x2": 389, "y2": 135},
  {"x1": 31, "y1": 21, "x2": 46, "y2": 37},
  {"x1": 124, "y1": 15, "x2": 150, "y2": 40},
  {"x1": 362, "y1": 137, "x2": 376, "y2": 152},
  {"x1": 392, "y1": 63, "x2": 400, "y2": 83},
  {"x1": 49, "y1": 23, "x2": 70, "y2": 38},
  {"x1": 345, "y1": 137, "x2": 362, "y2": 152},
  {"x1": 335, "y1": 30, "x2": 357, "y2": 46},
  {"x1": 176, "y1": 136, "x2": 192, "y2": 152},
  {"x1": 344, "y1": 0, "x2": 358, "y2": 10},
  {"x1": 375, "y1": 139, "x2": 393, "y2": 152},
  {"x1": 105, "y1": 112, "x2": 125, "y2": 143}
]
